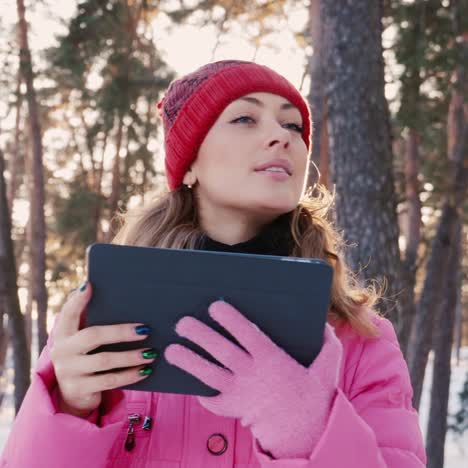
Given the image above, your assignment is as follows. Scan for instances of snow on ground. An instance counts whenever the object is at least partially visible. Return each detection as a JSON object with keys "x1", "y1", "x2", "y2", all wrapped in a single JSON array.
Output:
[
  {"x1": 419, "y1": 348, "x2": 468, "y2": 467},
  {"x1": 0, "y1": 342, "x2": 467, "y2": 466}
]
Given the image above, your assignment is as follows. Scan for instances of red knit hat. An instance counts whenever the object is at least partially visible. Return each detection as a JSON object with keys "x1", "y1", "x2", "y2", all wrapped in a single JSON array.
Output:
[{"x1": 157, "y1": 60, "x2": 312, "y2": 191}]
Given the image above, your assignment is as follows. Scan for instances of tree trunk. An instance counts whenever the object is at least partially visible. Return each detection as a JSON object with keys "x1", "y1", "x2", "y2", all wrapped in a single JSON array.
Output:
[
  {"x1": 1, "y1": 70, "x2": 24, "y2": 407},
  {"x1": 105, "y1": 114, "x2": 125, "y2": 242},
  {"x1": 403, "y1": 128, "x2": 422, "y2": 279},
  {"x1": 93, "y1": 127, "x2": 109, "y2": 243},
  {"x1": 408, "y1": 203, "x2": 462, "y2": 410},
  {"x1": 454, "y1": 287, "x2": 462, "y2": 366},
  {"x1": 425, "y1": 220, "x2": 462, "y2": 468},
  {"x1": 307, "y1": 0, "x2": 330, "y2": 190},
  {"x1": 399, "y1": 128, "x2": 422, "y2": 358},
  {"x1": 0, "y1": 148, "x2": 31, "y2": 413},
  {"x1": 320, "y1": 0, "x2": 403, "y2": 327},
  {"x1": 0, "y1": 310, "x2": 9, "y2": 410},
  {"x1": 7, "y1": 71, "x2": 23, "y2": 212},
  {"x1": 407, "y1": 11, "x2": 467, "y2": 409},
  {"x1": 105, "y1": 1, "x2": 142, "y2": 242},
  {"x1": 17, "y1": 0, "x2": 48, "y2": 354},
  {"x1": 24, "y1": 234, "x2": 33, "y2": 353},
  {"x1": 140, "y1": 98, "x2": 153, "y2": 204},
  {"x1": 396, "y1": 0, "x2": 427, "y2": 352}
]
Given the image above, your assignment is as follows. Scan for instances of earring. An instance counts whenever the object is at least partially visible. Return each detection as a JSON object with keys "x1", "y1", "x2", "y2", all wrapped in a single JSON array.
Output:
[{"x1": 187, "y1": 183, "x2": 192, "y2": 189}]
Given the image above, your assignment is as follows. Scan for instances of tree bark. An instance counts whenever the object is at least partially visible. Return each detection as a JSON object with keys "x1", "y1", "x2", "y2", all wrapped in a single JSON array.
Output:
[
  {"x1": 7, "y1": 71, "x2": 23, "y2": 212},
  {"x1": 426, "y1": 220, "x2": 462, "y2": 468},
  {"x1": 307, "y1": 0, "x2": 329, "y2": 189},
  {"x1": 320, "y1": 0, "x2": 403, "y2": 327},
  {"x1": 0, "y1": 148, "x2": 31, "y2": 413},
  {"x1": 17, "y1": 0, "x2": 48, "y2": 354},
  {"x1": 454, "y1": 286, "x2": 463, "y2": 366},
  {"x1": 1, "y1": 69, "x2": 24, "y2": 407},
  {"x1": 0, "y1": 310, "x2": 9, "y2": 410},
  {"x1": 24, "y1": 227, "x2": 33, "y2": 353},
  {"x1": 399, "y1": 128, "x2": 422, "y2": 358}
]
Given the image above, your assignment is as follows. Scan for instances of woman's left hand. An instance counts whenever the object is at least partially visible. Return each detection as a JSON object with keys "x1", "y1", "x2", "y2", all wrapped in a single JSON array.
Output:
[{"x1": 164, "y1": 300, "x2": 343, "y2": 459}]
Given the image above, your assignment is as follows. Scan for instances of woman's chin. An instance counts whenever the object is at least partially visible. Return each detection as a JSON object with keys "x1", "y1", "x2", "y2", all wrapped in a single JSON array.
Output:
[{"x1": 248, "y1": 196, "x2": 298, "y2": 216}]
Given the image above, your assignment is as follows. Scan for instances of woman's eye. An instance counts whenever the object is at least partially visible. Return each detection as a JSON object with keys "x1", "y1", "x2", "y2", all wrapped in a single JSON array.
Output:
[
  {"x1": 283, "y1": 123, "x2": 303, "y2": 133},
  {"x1": 231, "y1": 116, "x2": 254, "y2": 124},
  {"x1": 231, "y1": 117, "x2": 302, "y2": 133}
]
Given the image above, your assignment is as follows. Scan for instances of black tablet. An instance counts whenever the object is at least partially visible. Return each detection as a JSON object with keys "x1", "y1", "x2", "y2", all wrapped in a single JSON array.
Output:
[{"x1": 85, "y1": 243, "x2": 333, "y2": 396}]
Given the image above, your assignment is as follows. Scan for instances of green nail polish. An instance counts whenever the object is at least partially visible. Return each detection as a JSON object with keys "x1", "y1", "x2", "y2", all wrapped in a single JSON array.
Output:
[
  {"x1": 142, "y1": 349, "x2": 158, "y2": 359},
  {"x1": 79, "y1": 281, "x2": 87, "y2": 292},
  {"x1": 139, "y1": 365, "x2": 153, "y2": 376}
]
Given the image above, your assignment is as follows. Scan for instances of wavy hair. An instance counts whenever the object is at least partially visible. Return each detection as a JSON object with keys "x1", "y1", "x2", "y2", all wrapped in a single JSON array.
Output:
[{"x1": 112, "y1": 182, "x2": 382, "y2": 337}]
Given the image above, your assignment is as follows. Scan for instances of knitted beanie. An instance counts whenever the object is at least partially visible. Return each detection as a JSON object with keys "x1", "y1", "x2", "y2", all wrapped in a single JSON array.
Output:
[{"x1": 157, "y1": 60, "x2": 311, "y2": 191}]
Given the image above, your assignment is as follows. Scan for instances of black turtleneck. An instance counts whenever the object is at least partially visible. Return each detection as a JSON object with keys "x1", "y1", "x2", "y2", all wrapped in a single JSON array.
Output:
[{"x1": 198, "y1": 213, "x2": 294, "y2": 257}]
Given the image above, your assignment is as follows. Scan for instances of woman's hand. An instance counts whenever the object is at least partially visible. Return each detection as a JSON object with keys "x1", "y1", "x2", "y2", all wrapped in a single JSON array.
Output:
[
  {"x1": 50, "y1": 282, "x2": 157, "y2": 418},
  {"x1": 165, "y1": 300, "x2": 343, "y2": 459}
]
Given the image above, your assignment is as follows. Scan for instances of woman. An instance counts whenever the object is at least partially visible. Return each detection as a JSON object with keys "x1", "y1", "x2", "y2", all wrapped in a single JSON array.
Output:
[{"x1": 1, "y1": 60, "x2": 426, "y2": 467}]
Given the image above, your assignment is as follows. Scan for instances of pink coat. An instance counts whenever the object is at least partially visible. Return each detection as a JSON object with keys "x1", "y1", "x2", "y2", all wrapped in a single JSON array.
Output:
[{"x1": 1, "y1": 314, "x2": 427, "y2": 467}]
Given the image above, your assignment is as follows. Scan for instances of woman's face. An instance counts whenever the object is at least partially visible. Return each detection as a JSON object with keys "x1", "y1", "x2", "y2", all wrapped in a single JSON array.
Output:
[{"x1": 185, "y1": 92, "x2": 309, "y2": 220}]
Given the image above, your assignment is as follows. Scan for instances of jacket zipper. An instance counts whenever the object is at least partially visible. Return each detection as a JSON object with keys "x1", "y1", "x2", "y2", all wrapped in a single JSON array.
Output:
[
  {"x1": 124, "y1": 413, "x2": 141, "y2": 452},
  {"x1": 124, "y1": 412, "x2": 154, "y2": 452}
]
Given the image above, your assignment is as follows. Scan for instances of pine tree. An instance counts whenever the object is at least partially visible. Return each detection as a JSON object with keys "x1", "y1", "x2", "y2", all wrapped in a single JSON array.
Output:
[{"x1": 44, "y1": 0, "x2": 174, "y2": 250}]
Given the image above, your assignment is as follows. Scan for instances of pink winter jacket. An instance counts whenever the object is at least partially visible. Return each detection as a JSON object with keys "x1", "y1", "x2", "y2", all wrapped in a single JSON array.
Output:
[{"x1": 1, "y1": 313, "x2": 427, "y2": 468}]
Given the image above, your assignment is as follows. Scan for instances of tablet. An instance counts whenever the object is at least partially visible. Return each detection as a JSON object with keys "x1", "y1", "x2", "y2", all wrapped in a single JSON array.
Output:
[{"x1": 85, "y1": 243, "x2": 333, "y2": 396}]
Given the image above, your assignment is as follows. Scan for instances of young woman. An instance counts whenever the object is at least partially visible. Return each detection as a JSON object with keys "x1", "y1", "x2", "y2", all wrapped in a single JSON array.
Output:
[{"x1": 1, "y1": 60, "x2": 426, "y2": 467}]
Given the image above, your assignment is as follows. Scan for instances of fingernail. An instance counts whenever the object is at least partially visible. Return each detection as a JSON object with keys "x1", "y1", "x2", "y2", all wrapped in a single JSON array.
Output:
[
  {"x1": 135, "y1": 325, "x2": 152, "y2": 336},
  {"x1": 79, "y1": 281, "x2": 87, "y2": 292},
  {"x1": 142, "y1": 349, "x2": 158, "y2": 359},
  {"x1": 139, "y1": 365, "x2": 153, "y2": 376},
  {"x1": 218, "y1": 296, "x2": 225, "y2": 302}
]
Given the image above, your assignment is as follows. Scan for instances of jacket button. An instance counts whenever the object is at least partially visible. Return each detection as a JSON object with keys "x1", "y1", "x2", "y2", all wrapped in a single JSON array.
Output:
[{"x1": 207, "y1": 433, "x2": 228, "y2": 455}]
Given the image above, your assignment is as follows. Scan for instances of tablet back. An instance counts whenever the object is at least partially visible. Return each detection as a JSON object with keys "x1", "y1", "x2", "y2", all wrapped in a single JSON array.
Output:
[{"x1": 85, "y1": 243, "x2": 333, "y2": 396}]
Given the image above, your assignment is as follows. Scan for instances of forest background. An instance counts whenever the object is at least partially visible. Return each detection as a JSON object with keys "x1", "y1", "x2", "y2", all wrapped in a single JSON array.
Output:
[{"x1": 0, "y1": 1, "x2": 467, "y2": 467}]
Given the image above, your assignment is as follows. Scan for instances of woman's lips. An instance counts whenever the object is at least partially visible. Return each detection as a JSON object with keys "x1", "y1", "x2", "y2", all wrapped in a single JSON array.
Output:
[
  {"x1": 255, "y1": 169, "x2": 290, "y2": 181},
  {"x1": 253, "y1": 158, "x2": 293, "y2": 175}
]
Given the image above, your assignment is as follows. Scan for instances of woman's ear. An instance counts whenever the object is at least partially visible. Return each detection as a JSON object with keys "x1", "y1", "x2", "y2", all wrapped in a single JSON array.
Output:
[{"x1": 183, "y1": 167, "x2": 197, "y2": 188}]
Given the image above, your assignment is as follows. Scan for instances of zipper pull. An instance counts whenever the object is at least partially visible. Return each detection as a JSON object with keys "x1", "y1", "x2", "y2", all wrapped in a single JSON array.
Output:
[
  {"x1": 142, "y1": 416, "x2": 153, "y2": 431},
  {"x1": 125, "y1": 413, "x2": 141, "y2": 452}
]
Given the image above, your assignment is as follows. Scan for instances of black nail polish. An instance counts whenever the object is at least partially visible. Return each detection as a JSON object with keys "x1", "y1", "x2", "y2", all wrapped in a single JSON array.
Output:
[
  {"x1": 79, "y1": 281, "x2": 87, "y2": 292},
  {"x1": 135, "y1": 325, "x2": 152, "y2": 336}
]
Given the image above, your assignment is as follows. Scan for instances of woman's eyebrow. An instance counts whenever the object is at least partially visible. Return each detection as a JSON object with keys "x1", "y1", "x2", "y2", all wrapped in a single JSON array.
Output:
[{"x1": 237, "y1": 96, "x2": 297, "y2": 111}]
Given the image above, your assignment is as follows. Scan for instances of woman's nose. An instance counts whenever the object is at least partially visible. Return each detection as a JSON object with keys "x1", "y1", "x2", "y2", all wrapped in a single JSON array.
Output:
[{"x1": 266, "y1": 123, "x2": 291, "y2": 149}]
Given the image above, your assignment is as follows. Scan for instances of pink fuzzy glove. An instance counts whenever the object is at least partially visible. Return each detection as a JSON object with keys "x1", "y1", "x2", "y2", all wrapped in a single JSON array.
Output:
[{"x1": 164, "y1": 300, "x2": 343, "y2": 459}]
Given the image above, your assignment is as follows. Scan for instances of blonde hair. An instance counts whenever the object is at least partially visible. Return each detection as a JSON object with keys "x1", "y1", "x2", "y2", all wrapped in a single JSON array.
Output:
[{"x1": 113, "y1": 184, "x2": 381, "y2": 337}]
